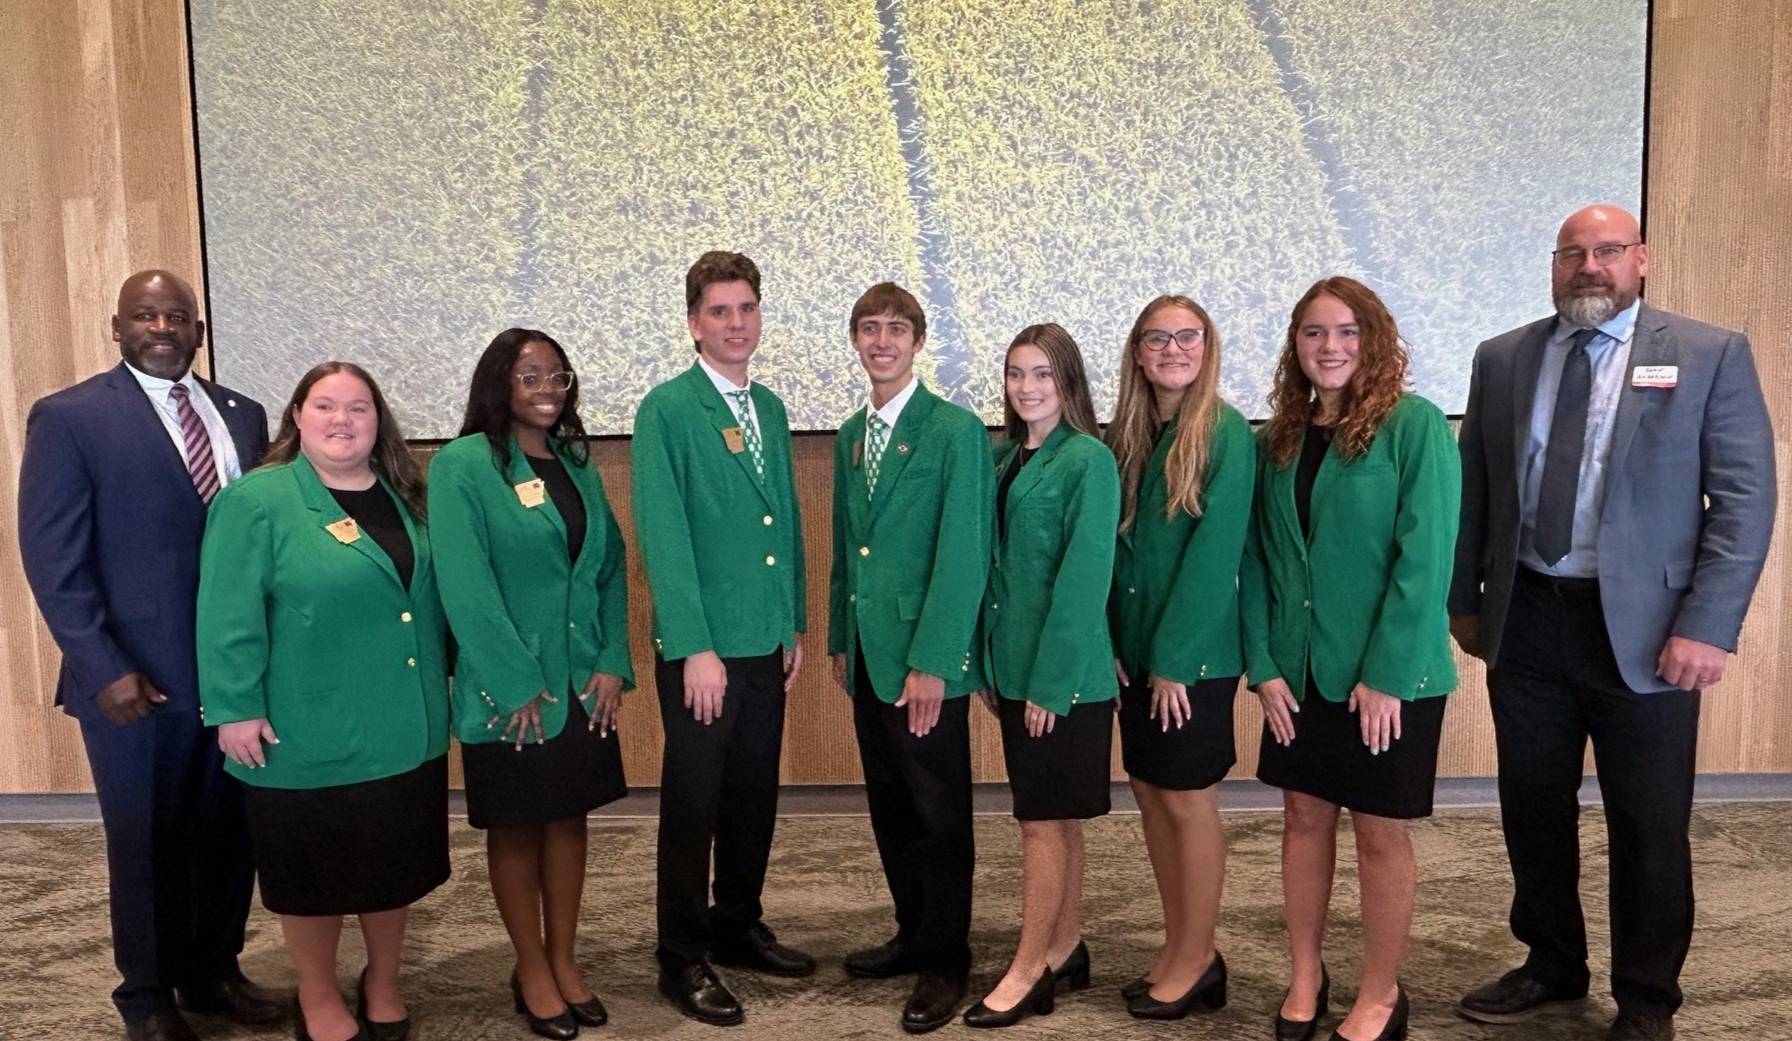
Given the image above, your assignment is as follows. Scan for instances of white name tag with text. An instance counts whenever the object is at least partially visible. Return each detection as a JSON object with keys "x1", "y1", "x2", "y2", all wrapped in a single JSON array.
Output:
[{"x1": 1631, "y1": 365, "x2": 1678, "y2": 388}]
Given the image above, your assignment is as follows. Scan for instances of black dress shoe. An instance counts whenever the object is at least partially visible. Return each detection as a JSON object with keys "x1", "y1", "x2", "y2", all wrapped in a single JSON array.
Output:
[
  {"x1": 1050, "y1": 941, "x2": 1091, "y2": 991},
  {"x1": 1328, "y1": 984, "x2": 1408, "y2": 1041},
  {"x1": 1275, "y1": 964, "x2": 1330, "y2": 1041},
  {"x1": 354, "y1": 969, "x2": 412, "y2": 1041},
  {"x1": 963, "y1": 970, "x2": 1056, "y2": 1028},
  {"x1": 902, "y1": 973, "x2": 967, "y2": 1034},
  {"x1": 125, "y1": 1010, "x2": 200, "y2": 1041},
  {"x1": 846, "y1": 937, "x2": 918, "y2": 979},
  {"x1": 1608, "y1": 1010, "x2": 1676, "y2": 1041},
  {"x1": 710, "y1": 923, "x2": 817, "y2": 978},
  {"x1": 564, "y1": 993, "x2": 608, "y2": 1028},
  {"x1": 1120, "y1": 976, "x2": 1152, "y2": 1001},
  {"x1": 1456, "y1": 966, "x2": 1587, "y2": 1024},
  {"x1": 658, "y1": 961, "x2": 744, "y2": 1027},
  {"x1": 179, "y1": 977, "x2": 288, "y2": 1026},
  {"x1": 1127, "y1": 951, "x2": 1227, "y2": 1019},
  {"x1": 510, "y1": 972, "x2": 579, "y2": 1040}
]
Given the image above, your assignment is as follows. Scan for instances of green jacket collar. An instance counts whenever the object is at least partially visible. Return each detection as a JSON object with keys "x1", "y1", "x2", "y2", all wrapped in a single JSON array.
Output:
[{"x1": 290, "y1": 451, "x2": 422, "y2": 593}]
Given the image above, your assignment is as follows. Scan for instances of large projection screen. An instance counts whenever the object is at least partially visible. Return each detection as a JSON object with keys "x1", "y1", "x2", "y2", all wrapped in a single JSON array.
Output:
[{"x1": 190, "y1": 0, "x2": 1647, "y2": 436}]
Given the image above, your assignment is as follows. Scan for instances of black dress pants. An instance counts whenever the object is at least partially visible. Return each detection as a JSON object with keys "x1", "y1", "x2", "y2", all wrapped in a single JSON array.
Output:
[
  {"x1": 1489, "y1": 568, "x2": 1700, "y2": 1017},
  {"x1": 654, "y1": 650, "x2": 787, "y2": 969},
  {"x1": 852, "y1": 653, "x2": 974, "y2": 978},
  {"x1": 79, "y1": 705, "x2": 255, "y2": 1024}
]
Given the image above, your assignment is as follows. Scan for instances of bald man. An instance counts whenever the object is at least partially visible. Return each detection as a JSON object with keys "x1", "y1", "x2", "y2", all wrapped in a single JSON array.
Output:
[
  {"x1": 1449, "y1": 207, "x2": 1775, "y2": 1041},
  {"x1": 18, "y1": 271, "x2": 277, "y2": 1041}
]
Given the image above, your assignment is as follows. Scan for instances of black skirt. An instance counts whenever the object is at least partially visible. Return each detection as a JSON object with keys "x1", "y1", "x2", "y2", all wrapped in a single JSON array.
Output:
[
  {"x1": 245, "y1": 755, "x2": 450, "y2": 917},
  {"x1": 462, "y1": 695, "x2": 626, "y2": 830},
  {"x1": 1255, "y1": 676, "x2": 1447, "y2": 820},
  {"x1": 1117, "y1": 675, "x2": 1239, "y2": 790},
  {"x1": 998, "y1": 697, "x2": 1115, "y2": 821}
]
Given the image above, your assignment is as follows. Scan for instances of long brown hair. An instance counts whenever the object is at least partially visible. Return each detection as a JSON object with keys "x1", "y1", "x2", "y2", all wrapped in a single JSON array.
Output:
[
  {"x1": 262, "y1": 361, "x2": 428, "y2": 520},
  {"x1": 1002, "y1": 323, "x2": 1100, "y2": 443},
  {"x1": 1262, "y1": 277, "x2": 1409, "y2": 467},
  {"x1": 1106, "y1": 295, "x2": 1223, "y2": 531}
]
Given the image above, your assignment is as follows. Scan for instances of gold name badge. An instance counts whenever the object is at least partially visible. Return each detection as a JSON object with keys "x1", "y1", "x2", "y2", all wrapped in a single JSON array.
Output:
[
  {"x1": 326, "y1": 517, "x2": 361, "y2": 544},
  {"x1": 722, "y1": 427, "x2": 746, "y2": 454},
  {"x1": 515, "y1": 478, "x2": 547, "y2": 508}
]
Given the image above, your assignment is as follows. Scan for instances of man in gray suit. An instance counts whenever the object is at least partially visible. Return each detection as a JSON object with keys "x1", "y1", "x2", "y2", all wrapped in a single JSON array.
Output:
[{"x1": 1449, "y1": 204, "x2": 1775, "y2": 1041}]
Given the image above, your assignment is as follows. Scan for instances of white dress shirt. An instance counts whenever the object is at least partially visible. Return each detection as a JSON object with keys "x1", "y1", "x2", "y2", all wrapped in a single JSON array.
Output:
[
  {"x1": 699, "y1": 355, "x2": 761, "y2": 433},
  {"x1": 864, "y1": 373, "x2": 919, "y2": 431},
  {"x1": 125, "y1": 361, "x2": 244, "y2": 485},
  {"x1": 1517, "y1": 300, "x2": 1641, "y2": 577}
]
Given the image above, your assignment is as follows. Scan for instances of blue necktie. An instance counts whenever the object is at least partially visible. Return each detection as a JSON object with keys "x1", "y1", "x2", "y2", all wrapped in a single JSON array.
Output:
[{"x1": 1534, "y1": 328, "x2": 1598, "y2": 565}]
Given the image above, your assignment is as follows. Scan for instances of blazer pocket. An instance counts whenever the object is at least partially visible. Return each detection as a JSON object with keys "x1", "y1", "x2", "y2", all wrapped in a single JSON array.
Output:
[
  {"x1": 1664, "y1": 560, "x2": 1695, "y2": 589},
  {"x1": 898, "y1": 592, "x2": 925, "y2": 621},
  {"x1": 278, "y1": 686, "x2": 360, "y2": 765}
]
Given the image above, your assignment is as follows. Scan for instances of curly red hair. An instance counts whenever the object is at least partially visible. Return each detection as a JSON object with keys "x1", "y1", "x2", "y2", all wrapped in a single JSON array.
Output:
[{"x1": 1262, "y1": 276, "x2": 1409, "y2": 467}]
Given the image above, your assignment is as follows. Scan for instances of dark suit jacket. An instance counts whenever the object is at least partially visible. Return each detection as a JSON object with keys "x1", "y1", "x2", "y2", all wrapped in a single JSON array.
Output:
[
  {"x1": 18, "y1": 362, "x2": 269, "y2": 721},
  {"x1": 1451, "y1": 303, "x2": 1776, "y2": 692}
]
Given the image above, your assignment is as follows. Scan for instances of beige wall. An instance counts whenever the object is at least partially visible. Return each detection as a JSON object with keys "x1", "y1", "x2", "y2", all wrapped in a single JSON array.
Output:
[{"x1": 2, "y1": 0, "x2": 1787, "y2": 792}]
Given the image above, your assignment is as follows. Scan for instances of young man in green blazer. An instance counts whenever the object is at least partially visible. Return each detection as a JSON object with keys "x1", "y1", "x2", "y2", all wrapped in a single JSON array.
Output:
[
  {"x1": 633, "y1": 251, "x2": 810, "y2": 1026},
  {"x1": 826, "y1": 283, "x2": 993, "y2": 1034}
]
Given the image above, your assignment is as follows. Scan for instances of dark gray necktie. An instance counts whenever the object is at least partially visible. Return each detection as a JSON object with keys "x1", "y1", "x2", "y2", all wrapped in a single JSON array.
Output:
[{"x1": 1534, "y1": 328, "x2": 1598, "y2": 565}]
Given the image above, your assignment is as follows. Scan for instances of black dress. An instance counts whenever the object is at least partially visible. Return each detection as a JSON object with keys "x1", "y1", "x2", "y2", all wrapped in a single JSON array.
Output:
[
  {"x1": 1254, "y1": 423, "x2": 1446, "y2": 820},
  {"x1": 460, "y1": 452, "x2": 627, "y2": 830},
  {"x1": 995, "y1": 444, "x2": 1115, "y2": 822},
  {"x1": 244, "y1": 484, "x2": 450, "y2": 916}
]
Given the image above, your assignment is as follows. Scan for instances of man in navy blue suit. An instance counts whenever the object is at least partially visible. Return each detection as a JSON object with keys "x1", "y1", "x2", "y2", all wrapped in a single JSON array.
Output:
[{"x1": 18, "y1": 270, "x2": 281, "y2": 1041}]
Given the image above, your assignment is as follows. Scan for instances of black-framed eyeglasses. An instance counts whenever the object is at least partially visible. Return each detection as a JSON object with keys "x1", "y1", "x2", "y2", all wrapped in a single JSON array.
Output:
[
  {"x1": 1140, "y1": 328, "x2": 1205, "y2": 351},
  {"x1": 514, "y1": 371, "x2": 575, "y2": 391},
  {"x1": 1551, "y1": 242, "x2": 1640, "y2": 269}
]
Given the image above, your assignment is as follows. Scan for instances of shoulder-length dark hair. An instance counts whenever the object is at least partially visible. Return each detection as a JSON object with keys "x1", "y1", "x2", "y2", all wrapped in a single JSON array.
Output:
[
  {"x1": 262, "y1": 361, "x2": 427, "y2": 520},
  {"x1": 458, "y1": 328, "x2": 590, "y2": 469},
  {"x1": 1002, "y1": 323, "x2": 1100, "y2": 443},
  {"x1": 1262, "y1": 276, "x2": 1409, "y2": 467}
]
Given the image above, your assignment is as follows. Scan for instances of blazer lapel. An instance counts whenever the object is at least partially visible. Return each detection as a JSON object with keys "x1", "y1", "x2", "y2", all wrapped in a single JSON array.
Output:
[
  {"x1": 1600, "y1": 304, "x2": 1676, "y2": 503},
  {"x1": 292, "y1": 453, "x2": 405, "y2": 591},
  {"x1": 1509, "y1": 319, "x2": 1556, "y2": 478},
  {"x1": 867, "y1": 384, "x2": 937, "y2": 523},
  {"x1": 197, "y1": 377, "x2": 260, "y2": 470},
  {"x1": 845, "y1": 412, "x2": 872, "y2": 535},
  {"x1": 1004, "y1": 421, "x2": 1072, "y2": 511},
  {"x1": 502, "y1": 432, "x2": 571, "y2": 557},
  {"x1": 106, "y1": 363, "x2": 203, "y2": 502},
  {"x1": 692, "y1": 366, "x2": 775, "y2": 509}
]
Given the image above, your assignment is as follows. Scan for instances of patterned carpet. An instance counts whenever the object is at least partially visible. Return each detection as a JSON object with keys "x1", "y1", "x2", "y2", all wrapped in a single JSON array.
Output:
[{"x1": 2, "y1": 803, "x2": 1788, "y2": 1040}]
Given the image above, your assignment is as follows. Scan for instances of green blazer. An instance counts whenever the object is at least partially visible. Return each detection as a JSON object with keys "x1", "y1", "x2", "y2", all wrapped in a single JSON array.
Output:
[
  {"x1": 427, "y1": 432, "x2": 634, "y2": 744},
  {"x1": 984, "y1": 423, "x2": 1121, "y2": 716},
  {"x1": 1240, "y1": 394, "x2": 1460, "y2": 703},
  {"x1": 827, "y1": 383, "x2": 994, "y2": 701},
  {"x1": 196, "y1": 456, "x2": 450, "y2": 790},
  {"x1": 632, "y1": 362, "x2": 805, "y2": 660},
  {"x1": 1110, "y1": 402, "x2": 1255, "y2": 686}
]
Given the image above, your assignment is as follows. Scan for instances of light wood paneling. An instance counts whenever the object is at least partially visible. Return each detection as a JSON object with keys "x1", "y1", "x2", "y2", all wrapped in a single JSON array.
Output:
[{"x1": 1, "y1": 0, "x2": 1787, "y2": 791}]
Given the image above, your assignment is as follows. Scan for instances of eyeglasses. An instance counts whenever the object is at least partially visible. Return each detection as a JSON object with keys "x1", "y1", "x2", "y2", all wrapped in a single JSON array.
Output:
[
  {"x1": 1551, "y1": 243, "x2": 1641, "y2": 269},
  {"x1": 514, "y1": 371, "x2": 575, "y2": 391},
  {"x1": 1139, "y1": 328, "x2": 1205, "y2": 352}
]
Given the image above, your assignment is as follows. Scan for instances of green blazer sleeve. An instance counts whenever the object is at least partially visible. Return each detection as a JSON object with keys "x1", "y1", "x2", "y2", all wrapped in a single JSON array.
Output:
[
  {"x1": 195, "y1": 486, "x2": 274, "y2": 727},
  {"x1": 426, "y1": 446, "x2": 552, "y2": 716},
  {"x1": 1026, "y1": 438, "x2": 1121, "y2": 715},
  {"x1": 1356, "y1": 398, "x2": 1462, "y2": 699},
  {"x1": 1239, "y1": 483, "x2": 1281, "y2": 688},
  {"x1": 1147, "y1": 407, "x2": 1255, "y2": 684},
  {"x1": 631, "y1": 390, "x2": 715, "y2": 660},
  {"x1": 906, "y1": 410, "x2": 995, "y2": 682}
]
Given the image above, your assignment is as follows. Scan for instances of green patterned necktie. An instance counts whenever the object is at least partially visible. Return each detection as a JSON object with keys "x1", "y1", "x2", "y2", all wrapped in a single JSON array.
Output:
[
  {"x1": 727, "y1": 389, "x2": 764, "y2": 477},
  {"x1": 865, "y1": 412, "x2": 888, "y2": 499}
]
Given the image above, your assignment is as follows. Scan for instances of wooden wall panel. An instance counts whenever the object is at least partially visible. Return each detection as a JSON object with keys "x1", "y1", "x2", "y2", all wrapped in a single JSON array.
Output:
[{"x1": 0, "y1": 0, "x2": 1786, "y2": 791}]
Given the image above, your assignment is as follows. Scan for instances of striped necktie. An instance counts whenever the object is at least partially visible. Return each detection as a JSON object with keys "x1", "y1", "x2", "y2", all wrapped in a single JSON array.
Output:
[{"x1": 168, "y1": 384, "x2": 221, "y2": 503}]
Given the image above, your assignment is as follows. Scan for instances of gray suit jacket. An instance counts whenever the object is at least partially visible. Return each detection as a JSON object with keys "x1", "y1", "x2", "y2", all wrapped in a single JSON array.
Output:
[{"x1": 1450, "y1": 302, "x2": 1775, "y2": 693}]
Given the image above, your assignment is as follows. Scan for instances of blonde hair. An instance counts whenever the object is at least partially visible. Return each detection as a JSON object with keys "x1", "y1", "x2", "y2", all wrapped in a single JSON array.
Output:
[{"x1": 1106, "y1": 296, "x2": 1222, "y2": 531}]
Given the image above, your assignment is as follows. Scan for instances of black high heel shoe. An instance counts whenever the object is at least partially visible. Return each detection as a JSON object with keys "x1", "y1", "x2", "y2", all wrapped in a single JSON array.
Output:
[
  {"x1": 1120, "y1": 976, "x2": 1152, "y2": 1001},
  {"x1": 963, "y1": 970, "x2": 1056, "y2": 1028},
  {"x1": 1328, "y1": 983, "x2": 1407, "y2": 1041},
  {"x1": 1126, "y1": 952, "x2": 1227, "y2": 1019},
  {"x1": 355, "y1": 969, "x2": 411, "y2": 1041},
  {"x1": 1051, "y1": 942, "x2": 1091, "y2": 991},
  {"x1": 510, "y1": 972, "x2": 579, "y2": 1040},
  {"x1": 1276, "y1": 965, "x2": 1331, "y2": 1041},
  {"x1": 562, "y1": 990, "x2": 608, "y2": 1029}
]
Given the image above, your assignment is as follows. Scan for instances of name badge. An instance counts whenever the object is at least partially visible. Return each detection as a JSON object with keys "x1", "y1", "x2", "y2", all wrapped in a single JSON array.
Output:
[
  {"x1": 325, "y1": 517, "x2": 361, "y2": 544},
  {"x1": 1632, "y1": 365, "x2": 1678, "y2": 388},
  {"x1": 515, "y1": 478, "x2": 546, "y2": 508},
  {"x1": 722, "y1": 427, "x2": 746, "y2": 454}
]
